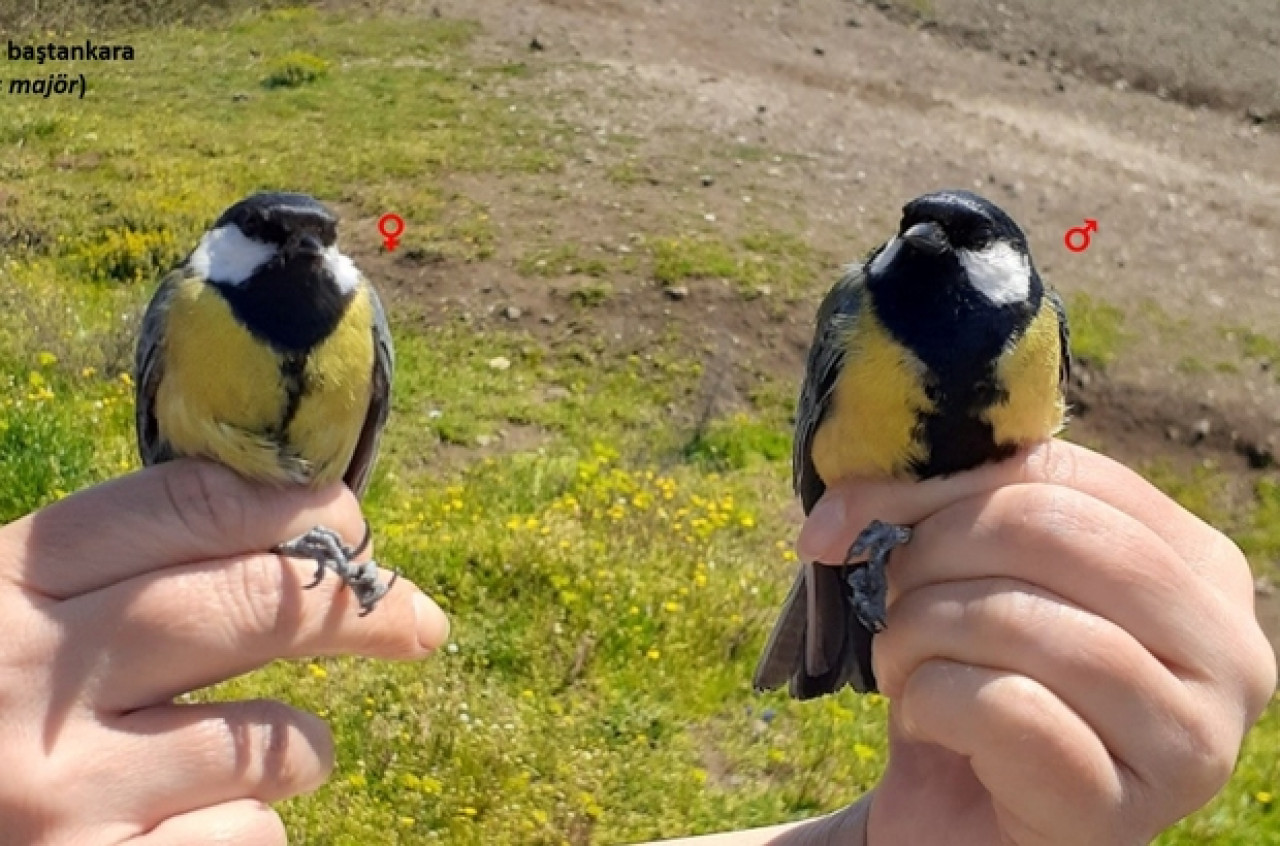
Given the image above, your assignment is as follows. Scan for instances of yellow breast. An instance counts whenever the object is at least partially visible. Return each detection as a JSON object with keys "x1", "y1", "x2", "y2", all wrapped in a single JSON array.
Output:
[
  {"x1": 287, "y1": 288, "x2": 377, "y2": 485},
  {"x1": 154, "y1": 277, "x2": 376, "y2": 486},
  {"x1": 984, "y1": 302, "x2": 1066, "y2": 444},
  {"x1": 810, "y1": 307, "x2": 934, "y2": 481}
]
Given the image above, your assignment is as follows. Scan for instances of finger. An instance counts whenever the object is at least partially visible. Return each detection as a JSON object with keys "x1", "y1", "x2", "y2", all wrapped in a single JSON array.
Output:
[
  {"x1": 74, "y1": 554, "x2": 448, "y2": 709},
  {"x1": 875, "y1": 577, "x2": 1205, "y2": 792},
  {"x1": 895, "y1": 660, "x2": 1143, "y2": 846},
  {"x1": 11, "y1": 461, "x2": 368, "y2": 598},
  {"x1": 894, "y1": 484, "x2": 1251, "y2": 695},
  {"x1": 127, "y1": 799, "x2": 285, "y2": 846},
  {"x1": 108, "y1": 700, "x2": 333, "y2": 820},
  {"x1": 798, "y1": 440, "x2": 1231, "y2": 587}
]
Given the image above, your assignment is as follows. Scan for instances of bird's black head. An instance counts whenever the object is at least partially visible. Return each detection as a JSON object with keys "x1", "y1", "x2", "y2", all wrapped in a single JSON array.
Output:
[
  {"x1": 194, "y1": 191, "x2": 360, "y2": 352},
  {"x1": 863, "y1": 189, "x2": 1044, "y2": 396},
  {"x1": 214, "y1": 191, "x2": 338, "y2": 259},
  {"x1": 866, "y1": 189, "x2": 1038, "y2": 311},
  {"x1": 897, "y1": 189, "x2": 1029, "y2": 256}
]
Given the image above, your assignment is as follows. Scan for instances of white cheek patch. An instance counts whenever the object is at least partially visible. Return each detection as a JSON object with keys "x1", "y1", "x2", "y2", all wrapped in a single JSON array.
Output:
[
  {"x1": 958, "y1": 241, "x2": 1031, "y2": 306},
  {"x1": 323, "y1": 246, "x2": 361, "y2": 294},
  {"x1": 189, "y1": 225, "x2": 277, "y2": 285},
  {"x1": 867, "y1": 237, "x2": 902, "y2": 277}
]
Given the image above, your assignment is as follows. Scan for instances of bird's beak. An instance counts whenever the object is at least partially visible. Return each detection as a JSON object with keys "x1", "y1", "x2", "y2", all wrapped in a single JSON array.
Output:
[
  {"x1": 288, "y1": 234, "x2": 325, "y2": 258},
  {"x1": 901, "y1": 221, "x2": 948, "y2": 255}
]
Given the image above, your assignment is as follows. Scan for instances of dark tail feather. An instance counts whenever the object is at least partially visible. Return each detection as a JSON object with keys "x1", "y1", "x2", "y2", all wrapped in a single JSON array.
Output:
[{"x1": 753, "y1": 562, "x2": 877, "y2": 698}]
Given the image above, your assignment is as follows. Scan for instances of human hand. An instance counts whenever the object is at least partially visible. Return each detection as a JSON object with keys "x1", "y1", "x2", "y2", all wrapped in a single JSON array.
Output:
[
  {"x1": 0, "y1": 461, "x2": 449, "y2": 846},
  {"x1": 792, "y1": 440, "x2": 1275, "y2": 846}
]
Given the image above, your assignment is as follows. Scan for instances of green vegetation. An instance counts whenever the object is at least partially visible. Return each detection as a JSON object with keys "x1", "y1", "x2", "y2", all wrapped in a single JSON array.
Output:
[
  {"x1": 262, "y1": 50, "x2": 331, "y2": 88},
  {"x1": 1225, "y1": 326, "x2": 1280, "y2": 380},
  {"x1": 1, "y1": 6, "x2": 1277, "y2": 844},
  {"x1": 685, "y1": 413, "x2": 792, "y2": 471},
  {"x1": 1065, "y1": 291, "x2": 1128, "y2": 366},
  {"x1": 651, "y1": 230, "x2": 823, "y2": 298},
  {"x1": 519, "y1": 244, "x2": 611, "y2": 278}
]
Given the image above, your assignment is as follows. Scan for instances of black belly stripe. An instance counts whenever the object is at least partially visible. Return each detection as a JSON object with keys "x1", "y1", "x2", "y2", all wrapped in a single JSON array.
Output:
[
  {"x1": 278, "y1": 352, "x2": 309, "y2": 436},
  {"x1": 911, "y1": 368, "x2": 1014, "y2": 479}
]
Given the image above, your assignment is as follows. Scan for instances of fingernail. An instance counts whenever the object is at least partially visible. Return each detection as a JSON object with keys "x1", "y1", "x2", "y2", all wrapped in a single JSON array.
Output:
[
  {"x1": 797, "y1": 494, "x2": 847, "y2": 563},
  {"x1": 413, "y1": 592, "x2": 450, "y2": 652}
]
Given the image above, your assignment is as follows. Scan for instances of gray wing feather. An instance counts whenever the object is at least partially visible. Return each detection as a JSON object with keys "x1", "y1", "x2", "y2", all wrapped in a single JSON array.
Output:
[
  {"x1": 755, "y1": 259, "x2": 877, "y2": 697},
  {"x1": 342, "y1": 279, "x2": 395, "y2": 500},
  {"x1": 793, "y1": 262, "x2": 866, "y2": 512},
  {"x1": 135, "y1": 267, "x2": 187, "y2": 466}
]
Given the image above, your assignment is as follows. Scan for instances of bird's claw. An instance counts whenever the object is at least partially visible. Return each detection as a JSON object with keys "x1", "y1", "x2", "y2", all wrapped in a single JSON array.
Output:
[
  {"x1": 272, "y1": 520, "x2": 396, "y2": 614},
  {"x1": 843, "y1": 519, "x2": 913, "y2": 633}
]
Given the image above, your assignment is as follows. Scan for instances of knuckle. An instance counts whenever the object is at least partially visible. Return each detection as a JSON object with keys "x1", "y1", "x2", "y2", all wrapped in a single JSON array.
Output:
[
  {"x1": 1161, "y1": 701, "x2": 1239, "y2": 805},
  {"x1": 1241, "y1": 633, "x2": 1279, "y2": 721},
  {"x1": 162, "y1": 462, "x2": 252, "y2": 546}
]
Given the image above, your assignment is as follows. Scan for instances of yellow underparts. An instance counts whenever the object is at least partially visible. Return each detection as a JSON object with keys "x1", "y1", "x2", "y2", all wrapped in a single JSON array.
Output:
[
  {"x1": 811, "y1": 307, "x2": 933, "y2": 481},
  {"x1": 984, "y1": 302, "x2": 1066, "y2": 444},
  {"x1": 154, "y1": 276, "x2": 376, "y2": 486}
]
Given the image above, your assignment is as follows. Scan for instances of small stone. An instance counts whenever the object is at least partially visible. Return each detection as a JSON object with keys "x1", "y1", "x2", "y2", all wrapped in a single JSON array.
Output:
[
  {"x1": 540, "y1": 313, "x2": 558, "y2": 324},
  {"x1": 488, "y1": 356, "x2": 511, "y2": 371},
  {"x1": 475, "y1": 434, "x2": 494, "y2": 447},
  {"x1": 700, "y1": 174, "x2": 714, "y2": 187},
  {"x1": 664, "y1": 285, "x2": 690, "y2": 301},
  {"x1": 529, "y1": 36, "x2": 545, "y2": 51},
  {"x1": 813, "y1": 46, "x2": 825, "y2": 56},
  {"x1": 231, "y1": 92, "x2": 249, "y2": 102},
  {"x1": 503, "y1": 306, "x2": 522, "y2": 320},
  {"x1": 845, "y1": 16, "x2": 861, "y2": 27},
  {"x1": 1192, "y1": 418, "x2": 1212, "y2": 441}
]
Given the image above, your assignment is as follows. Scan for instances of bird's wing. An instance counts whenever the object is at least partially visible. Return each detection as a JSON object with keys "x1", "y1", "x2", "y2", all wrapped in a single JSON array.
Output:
[
  {"x1": 343, "y1": 279, "x2": 395, "y2": 500},
  {"x1": 134, "y1": 267, "x2": 187, "y2": 467},
  {"x1": 755, "y1": 259, "x2": 876, "y2": 697},
  {"x1": 1046, "y1": 287, "x2": 1072, "y2": 392},
  {"x1": 793, "y1": 261, "x2": 866, "y2": 513}
]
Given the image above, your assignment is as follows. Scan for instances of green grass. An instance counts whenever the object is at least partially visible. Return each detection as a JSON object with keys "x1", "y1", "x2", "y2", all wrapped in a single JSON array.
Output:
[
  {"x1": 518, "y1": 244, "x2": 612, "y2": 278},
  {"x1": 650, "y1": 230, "x2": 824, "y2": 298},
  {"x1": 261, "y1": 50, "x2": 331, "y2": 88},
  {"x1": 1224, "y1": 326, "x2": 1280, "y2": 381},
  {"x1": 1066, "y1": 291, "x2": 1128, "y2": 366},
  {"x1": 3, "y1": 6, "x2": 1279, "y2": 844}
]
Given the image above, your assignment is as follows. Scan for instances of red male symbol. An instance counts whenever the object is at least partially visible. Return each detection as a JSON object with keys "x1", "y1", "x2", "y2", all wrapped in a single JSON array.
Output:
[{"x1": 1064, "y1": 218, "x2": 1098, "y2": 253}]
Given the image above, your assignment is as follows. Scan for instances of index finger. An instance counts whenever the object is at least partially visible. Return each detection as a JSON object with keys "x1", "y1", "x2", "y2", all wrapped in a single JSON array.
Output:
[
  {"x1": 6, "y1": 460, "x2": 369, "y2": 599},
  {"x1": 797, "y1": 439, "x2": 1238, "y2": 592}
]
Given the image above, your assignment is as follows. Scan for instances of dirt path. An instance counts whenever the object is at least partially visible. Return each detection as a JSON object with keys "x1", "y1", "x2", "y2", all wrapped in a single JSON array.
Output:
[{"x1": 418, "y1": 0, "x2": 1280, "y2": 457}]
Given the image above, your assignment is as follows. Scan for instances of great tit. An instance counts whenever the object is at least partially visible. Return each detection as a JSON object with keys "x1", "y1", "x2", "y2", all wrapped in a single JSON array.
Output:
[
  {"x1": 753, "y1": 189, "x2": 1070, "y2": 697},
  {"x1": 134, "y1": 191, "x2": 397, "y2": 614}
]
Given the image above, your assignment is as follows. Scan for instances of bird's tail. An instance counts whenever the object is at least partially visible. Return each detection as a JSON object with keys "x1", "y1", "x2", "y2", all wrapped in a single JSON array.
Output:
[{"x1": 753, "y1": 561, "x2": 877, "y2": 698}]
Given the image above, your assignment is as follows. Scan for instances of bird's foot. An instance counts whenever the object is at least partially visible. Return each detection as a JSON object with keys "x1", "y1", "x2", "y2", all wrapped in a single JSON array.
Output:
[
  {"x1": 843, "y1": 519, "x2": 913, "y2": 633},
  {"x1": 273, "y1": 520, "x2": 396, "y2": 615}
]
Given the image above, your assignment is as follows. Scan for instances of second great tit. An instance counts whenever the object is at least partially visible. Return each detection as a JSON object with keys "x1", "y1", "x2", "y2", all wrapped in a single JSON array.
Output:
[{"x1": 753, "y1": 189, "x2": 1070, "y2": 698}]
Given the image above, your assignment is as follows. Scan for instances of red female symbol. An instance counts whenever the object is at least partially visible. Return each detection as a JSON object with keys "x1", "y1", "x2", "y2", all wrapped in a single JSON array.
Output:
[
  {"x1": 378, "y1": 213, "x2": 405, "y2": 252},
  {"x1": 1064, "y1": 218, "x2": 1098, "y2": 253}
]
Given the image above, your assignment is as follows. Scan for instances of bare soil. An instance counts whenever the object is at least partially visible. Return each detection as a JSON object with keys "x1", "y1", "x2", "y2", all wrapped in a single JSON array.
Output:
[{"x1": 361, "y1": 0, "x2": 1280, "y2": 643}]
